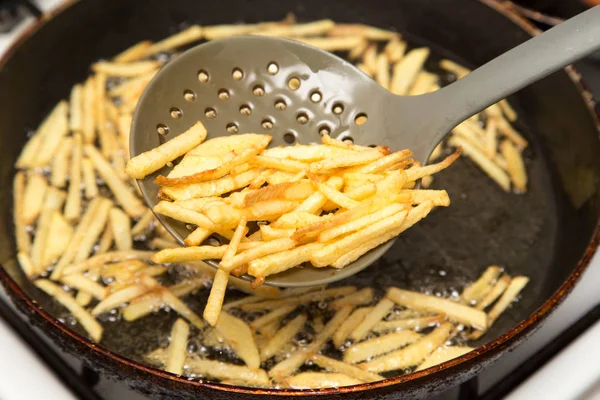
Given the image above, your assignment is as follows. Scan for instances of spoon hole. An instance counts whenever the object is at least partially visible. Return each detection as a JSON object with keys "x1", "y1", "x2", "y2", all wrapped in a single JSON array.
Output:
[
  {"x1": 283, "y1": 132, "x2": 296, "y2": 144},
  {"x1": 332, "y1": 103, "x2": 344, "y2": 115},
  {"x1": 198, "y1": 70, "x2": 209, "y2": 83},
  {"x1": 232, "y1": 68, "x2": 244, "y2": 80},
  {"x1": 207, "y1": 236, "x2": 221, "y2": 246},
  {"x1": 157, "y1": 123, "x2": 169, "y2": 135},
  {"x1": 253, "y1": 85, "x2": 265, "y2": 96},
  {"x1": 310, "y1": 90, "x2": 322, "y2": 103},
  {"x1": 218, "y1": 89, "x2": 230, "y2": 100},
  {"x1": 354, "y1": 113, "x2": 368, "y2": 125},
  {"x1": 170, "y1": 107, "x2": 182, "y2": 119},
  {"x1": 239, "y1": 104, "x2": 252, "y2": 116},
  {"x1": 205, "y1": 108, "x2": 217, "y2": 119},
  {"x1": 274, "y1": 99, "x2": 287, "y2": 111},
  {"x1": 296, "y1": 113, "x2": 309, "y2": 125},
  {"x1": 318, "y1": 125, "x2": 331, "y2": 136},
  {"x1": 226, "y1": 123, "x2": 239, "y2": 134},
  {"x1": 183, "y1": 90, "x2": 196, "y2": 102},
  {"x1": 267, "y1": 62, "x2": 279, "y2": 75},
  {"x1": 261, "y1": 119, "x2": 274, "y2": 130},
  {"x1": 288, "y1": 77, "x2": 301, "y2": 90}
]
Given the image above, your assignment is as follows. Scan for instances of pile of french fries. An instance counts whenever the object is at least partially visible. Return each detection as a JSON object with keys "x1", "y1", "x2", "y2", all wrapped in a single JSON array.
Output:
[
  {"x1": 128, "y1": 120, "x2": 461, "y2": 324},
  {"x1": 12, "y1": 16, "x2": 530, "y2": 389},
  {"x1": 143, "y1": 266, "x2": 528, "y2": 388}
]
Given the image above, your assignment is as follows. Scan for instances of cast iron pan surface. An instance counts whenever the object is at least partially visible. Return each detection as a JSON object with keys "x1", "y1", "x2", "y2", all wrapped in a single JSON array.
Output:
[{"x1": 0, "y1": 0, "x2": 598, "y2": 398}]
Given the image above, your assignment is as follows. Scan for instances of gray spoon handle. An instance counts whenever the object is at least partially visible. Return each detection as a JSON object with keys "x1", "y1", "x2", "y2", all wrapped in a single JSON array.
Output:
[{"x1": 433, "y1": 5, "x2": 600, "y2": 138}]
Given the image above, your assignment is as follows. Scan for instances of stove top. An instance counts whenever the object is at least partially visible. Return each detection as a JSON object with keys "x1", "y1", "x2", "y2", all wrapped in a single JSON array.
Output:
[{"x1": 0, "y1": 1, "x2": 599, "y2": 399}]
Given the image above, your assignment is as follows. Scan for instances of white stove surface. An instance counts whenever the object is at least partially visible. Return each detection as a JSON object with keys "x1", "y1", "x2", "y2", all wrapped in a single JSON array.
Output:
[{"x1": 1, "y1": 2, "x2": 599, "y2": 399}]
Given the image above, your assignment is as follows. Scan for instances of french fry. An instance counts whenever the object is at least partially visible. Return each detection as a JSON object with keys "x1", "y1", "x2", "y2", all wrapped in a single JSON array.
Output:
[
  {"x1": 286, "y1": 372, "x2": 362, "y2": 388},
  {"x1": 62, "y1": 250, "x2": 154, "y2": 276},
  {"x1": 161, "y1": 169, "x2": 260, "y2": 201},
  {"x1": 165, "y1": 319, "x2": 190, "y2": 375},
  {"x1": 42, "y1": 212, "x2": 73, "y2": 270},
  {"x1": 17, "y1": 252, "x2": 35, "y2": 278},
  {"x1": 152, "y1": 246, "x2": 227, "y2": 264},
  {"x1": 248, "y1": 242, "x2": 322, "y2": 279},
  {"x1": 461, "y1": 266, "x2": 503, "y2": 305},
  {"x1": 390, "y1": 48, "x2": 430, "y2": 95},
  {"x1": 250, "y1": 304, "x2": 297, "y2": 330},
  {"x1": 331, "y1": 287, "x2": 374, "y2": 309},
  {"x1": 184, "y1": 227, "x2": 210, "y2": 246},
  {"x1": 333, "y1": 307, "x2": 371, "y2": 348},
  {"x1": 349, "y1": 298, "x2": 394, "y2": 341},
  {"x1": 64, "y1": 134, "x2": 83, "y2": 222},
  {"x1": 409, "y1": 71, "x2": 438, "y2": 96},
  {"x1": 315, "y1": 182, "x2": 361, "y2": 210},
  {"x1": 81, "y1": 158, "x2": 99, "y2": 199},
  {"x1": 261, "y1": 313, "x2": 307, "y2": 361},
  {"x1": 162, "y1": 289, "x2": 205, "y2": 329},
  {"x1": 269, "y1": 305, "x2": 352, "y2": 379},
  {"x1": 350, "y1": 149, "x2": 412, "y2": 174},
  {"x1": 470, "y1": 276, "x2": 529, "y2": 340},
  {"x1": 92, "y1": 60, "x2": 161, "y2": 77},
  {"x1": 30, "y1": 187, "x2": 66, "y2": 271},
  {"x1": 126, "y1": 121, "x2": 208, "y2": 179},
  {"x1": 68, "y1": 84, "x2": 83, "y2": 133},
  {"x1": 154, "y1": 201, "x2": 215, "y2": 230},
  {"x1": 310, "y1": 353, "x2": 384, "y2": 383},
  {"x1": 500, "y1": 139, "x2": 527, "y2": 192},
  {"x1": 499, "y1": 99, "x2": 518, "y2": 122},
  {"x1": 476, "y1": 275, "x2": 511, "y2": 311},
  {"x1": 416, "y1": 345, "x2": 474, "y2": 371},
  {"x1": 82, "y1": 77, "x2": 96, "y2": 143},
  {"x1": 85, "y1": 145, "x2": 146, "y2": 217},
  {"x1": 243, "y1": 181, "x2": 314, "y2": 207},
  {"x1": 35, "y1": 279, "x2": 103, "y2": 342},
  {"x1": 385, "y1": 38, "x2": 407, "y2": 63},
  {"x1": 22, "y1": 173, "x2": 48, "y2": 225},
  {"x1": 294, "y1": 176, "x2": 343, "y2": 214},
  {"x1": 271, "y1": 212, "x2": 322, "y2": 229},
  {"x1": 215, "y1": 312, "x2": 261, "y2": 368},
  {"x1": 203, "y1": 23, "x2": 263, "y2": 40},
  {"x1": 92, "y1": 282, "x2": 152, "y2": 315},
  {"x1": 448, "y1": 136, "x2": 510, "y2": 192},
  {"x1": 328, "y1": 23, "x2": 399, "y2": 40},
  {"x1": 344, "y1": 330, "x2": 422, "y2": 364},
  {"x1": 356, "y1": 63, "x2": 373, "y2": 77},
  {"x1": 394, "y1": 190, "x2": 450, "y2": 207},
  {"x1": 74, "y1": 198, "x2": 112, "y2": 263},
  {"x1": 33, "y1": 101, "x2": 69, "y2": 166},
  {"x1": 372, "y1": 315, "x2": 446, "y2": 333},
  {"x1": 186, "y1": 358, "x2": 270, "y2": 386},
  {"x1": 114, "y1": 40, "x2": 152, "y2": 62},
  {"x1": 110, "y1": 207, "x2": 132, "y2": 250},
  {"x1": 257, "y1": 19, "x2": 334, "y2": 37},
  {"x1": 363, "y1": 44, "x2": 377, "y2": 75},
  {"x1": 348, "y1": 38, "x2": 369, "y2": 60},
  {"x1": 496, "y1": 116, "x2": 528, "y2": 148},
  {"x1": 50, "y1": 137, "x2": 72, "y2": 188},
  {"x1": 485, "y1": 118, "x2": 499, "y2": 159},
  {"x1": 203, "y1": 269, "x2": 230, "y2": 326},
  {"x1": 15, "y1": 130, "x2": 43, "y2": 169},
  {"x1": 375, "y1": 53, "x2": 390, "y2": 88},
  {"x1": 311, "y1": 210, "x2": 407, "y2": 267},
  {"x1": 319, "y1": 203, "x2": 404, "y2": 243},
  {"x1": 223, "y1": 295, "x2": 264, "y2": 310},
  {"x1": 387, "y1": 287, "x2": 487, "y2": 329},
  {"x1": 131, "y1": 210, "x2": 154, "y2": 237},
  {"x1": 143, "y1": 25, "x2": 203, "y2": 56},
  {"x1": 61, "y1": 274, "x2": 107, "y2": 300},
  {"x1": 404, "y1": 150, "x2": 460, "y2": 182},
  {"x1": 309, "y1": 150, "x2": 382, "y2": 173},
  {"x1": 359, "y1": 322, "x2": 453, "y2": 372}
]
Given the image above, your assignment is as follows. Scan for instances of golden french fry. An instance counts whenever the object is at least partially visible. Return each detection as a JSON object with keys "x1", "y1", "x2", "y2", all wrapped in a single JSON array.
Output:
[
  {"x1": 258, "y1": 224, "x2": 294, "y2": 241},
  {"x1": 375, "y1": 52, "x2": 390, "y2": 89},
  {"x1": 309, "y1": 150, "x2": 382, "y2": 173},
  {"x1": 248, "y1": 242, "x2": 322, "y2": 279},
  {"x1": 92, "y1": 60, "x2": 161, "y2": 77},
  {"x1": 61, "y1": 274, "x2": 107, "y2": 300},
  {"x1": 257, "y1": 19, "x2": 334, "y2": 37},
  {"x1": 81, "y1": 158, "x2": 99, "y2": 199},
  {"x1": 363, "y1": 44, "x2": 377, "y2": 75},
  {"x1": 387, "y1": 287, "x2": 487, "y2": 329},
  {"x1": 41, "y1": 211, "x2": 73, "y2": 269},
  {"x1": 184, "y1": 227, "x2": 211, "y2": 246},
  {"x1": 496, "y1": 116, "x2": 528, "y2": 148},
  {"x1": 409, "y1": 71, "x2": 438, "y2": 96},
  {"x1": 223, "y1": 295, "x2": 264, "y2": 311},
  {"x1": 161, "y1": 169, "x2": 260, "y2": 201},
  {"x1": 291, "y1": 36, "x2": 365, "y2": 52},
  {"x1": 500, "y1": 139, "x2": 527, "y2": 192},
  {"x1": 92, "y1": 281, "x2": 152, "y2": 316},
  {"x1": 220, "y1": 238, "x2": 295, "y2": 273},
  {"x1": 476, "y1": 275, "x2": 511, "y2": 311},
  {"x1": 344, "y1": 330, "x2": 422, "y2": 364},
  {"x1": 349, "y1": 149, "x2": 412, "y2": 174},
  {"x1": 311, "y1": 210, "x2": 407, "y2": 267},
  {"x1": 269, "y1": 306, "x2": 352, "y2": 379},
  {"x1": 152, "y1": 245, "x2": 227, "y2": 264},
  {"x1": 271, "y1": 211, "x2": 322, "y2": 229},
  {"x1": 143, "y1": 25, "x2": 203, "y2": 56},
  {"x1": 315, "y1": 182, "x2": 361, "y2": 210},
  {"x1": 331, "y1": 287, "x2": 374, "y2": 309},
  {"x1": 162, "y1": 289, "x2": 205, "y2": 329},
  {"x1": 82, "y1": 77, "x2": 96, "y2": 143},
  {"x1": 461, "y1": 265, "x2": 503, "y2": 305},
  {"x1": 348, "y1": 38, "x2": 369, "y2": 60},
  {"x1": 165, "y1": 319, "x2": 190, "y2": 375},
  {"x1": 17, "y1": 252, "x2": 35, "y2": 278},
  {"x1": 261, "y1": 313, "x2": 307, "y2": 362},
  {"x1": 390, "y1": 48, "x2": 430, "y2": 95},
  {"x1": 110, "y1": 207, "x2": 132, "y2": 250},
  {"x1": 385, "y1": 38, "x2": 407, "y2": 63},
  {"x1": 74, "y1": 198, "x2": 112, "y2": 263},
  {"x1": 203, "y1": 269, "x2": 229, "y2": 326},
  {"x1": 62, "y1": 250, "x2": 154, "y2": 275},
  {"x1": 154, "y1": 201, "x2": 215, "y2": 230},
  {"x1": 36, "y1": 279, "x2": 103, "y2": 342},
  {"x1": 328, "y1": 23, "x2": 399, "y2": 40},
  {"x1": 372, "y1": 315, "x2": 446, "y2": 333},
  {"x1": 349, "y1": 298, "x2": 394, "y2": 341},
  {"x1": 203, "y1": 23, "x2": 263, "y2": 40},
  {"x1": 33, "y1": 101, "x2": 69, "y2": 166},
  {"x1": 252, "y1": 155, "x2": 307, "y2": 173},
  {"x1": 69, "y1": 84, "x2": 83, "y2": 132},
  {"x1": 85, "y1": 145, "x2": 146, "y2": 217},
  {"x1": 126, "y1": 121, "x2": 208, "y2": 179},
  {"x1": 333, "y1": 307, "x2": 372, "y2": 348},
  {"x1": 250, "y1": 304, "x2": 296, "y2": 330},
  {"x1": 499, "y1": 99, "x2": 518, "y2": 122},
  {"x1": 215, "y1": 312, "x2": 260, "y2": 368},
  {"x1": 22, "y1": 173, "x2": 48, "y2": 225},
  {"x1": 109, "y1": 71, "x2": 156, "y2": 100},
  {"x1": 359, "y1": 322, "x2": 453, "y2": 372},
  {"x1": 448, "y1": 136, "x2": 510, "y2": 191},
  {"x1": 404, "y1": 150, "x2": 461, "y2": 182},
  {"x1": 356, "y1": 63, "x2": 373, "y2": 77},
  {"x1": 294, "y1": 176, "x2": 343, "y2": 214},
  {"x1": 243, "y1": 181, "x2": 314, "y2": 206},
  {"x1": 394, "y1": 190, "x2": 450, "y2": 206},
  {"x1": 131, "y1": 210, "x2": 154, "y2": 237},
  {"x1": 15, "y1": 130, "x2": 43, "y2": 169},
  {"x1": 50, "y1": 137, "x2": 72, "y2": 188},
  {"x1": 64, "y1": 134, "x2": 83, "y2": 222},
  {"x1": 310, "y1": 354, "x2": 384, "y2": 383},
  {"x1": 186, "y1": 358, "x2": 270, "y2": 386},
  {"x1": 114, "y1": 40, "x2": 152, "y2": 62},
  {"x1": 416, "y1": 346, "x2": 474, "y2": 371},
  {"x1": 30, "y1": 188, "x2": 66, "y2": 271},
  {"x1": 286, "y1": 372, "x2": 362, "y2": 388}
]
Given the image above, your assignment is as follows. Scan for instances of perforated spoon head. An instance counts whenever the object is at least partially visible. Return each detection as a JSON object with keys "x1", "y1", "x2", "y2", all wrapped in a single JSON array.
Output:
[{"x1": 130, "y1": 35, "x2": 441, "y2": 287}]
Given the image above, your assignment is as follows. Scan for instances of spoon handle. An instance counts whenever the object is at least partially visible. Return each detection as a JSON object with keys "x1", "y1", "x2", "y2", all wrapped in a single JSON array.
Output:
[{"x1": 435, "y1": 5, "x2": 600, "y2": 134}]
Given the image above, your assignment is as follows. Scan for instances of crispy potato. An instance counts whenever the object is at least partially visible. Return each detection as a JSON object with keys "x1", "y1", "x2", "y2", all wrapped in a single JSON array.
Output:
[
  {"x1": 215, "y1": 312, "x2": 260, "y2": 368},
  {"x1": 385, "y1": 38, "x2": 407, "y2": 63},
  {"x1": 496, "y1": 116, "x2": 528, "y2": 148},
  {"x1": 499, "y1": 99, "x2": 518, "y2": 122},
  {"x1": 316, "y1": 182, "x2": 361, "y2": 210},
  {"x1": 82, "y1": 77, "x2": 96, "y2": 143},
  {"x1": 184, "y1": 227, "x2": 210, "y2": 246},
  {"x1": 22, "y1": 173, "x2": 48, "y2": 225},
  {"x1": 264, "y1": 143, "x2": 361, "y2": 162},
  {"x1": 461, "y1": 265, "x2": 503, "y2": 305},
  {"x1": 416, "y1": 346, "x2": 474, "y2": 371},
  {"x1": 261, "y1": 313, "x2": 307, "y2": 362},
  {"x1": 154, "y1": 201, "x2": 215, "y2": 230},
  {"x1": 350, "y1": 298, "x2": 394, "y2": 341},
  {"x1": 390, "y1": 48, "x2": 430, "y2": 95},
  {"x1": 165, "y1": 319, "x2": 190, "y2": 375},
  {"x1": 372, "y1": 315, "x2": 446, "y2": 333},
  {"x1": 271, "y1": 211, "x2": 322, "y2": 229},
  {"x1": 500, "y1": 139, "x2": 527, "y2": 192},
  {"x1": 114, "y1": 40, "x2": 152, "y2": 62},
  {"x1": 375, "y1": 53, "x2": 390, "y2": 89},
  {"x1": 161, "y1": 169, "x2": 260, "y2": 200},
  {"x1": 476, "y1": 275, "x2": 511, "y2": 311},
  {"x1": 152, "y1": 246, "x2": 227, "y2": 264},
  {"x1": 250, "y1": 304, "x2": 297, "y2": 330},
  {"x1": 50, "y1": 137, "x2": 72, "y2": 188},
  {"x1": 269, "y1": 306, "x2": 352, "y2": 379},
  {"x1": 17, "y1": 252, "x2": 34, "y2": 278},
  {"x1": 359, "y1": 322, "x2": 453, "y2": 372},
  {"x1": 331, "y1": 287, "x2": 374, "y2": 309},
  {"x1": 294, "y1": 176, "x2": 343, "y2": 214},
  {"x1": 404, "y1": 150, "x2": 461, "y2": 182},
  {"x1": 252, "y1": 155, "x2": 307, "y2": 173},
  {"x1": 363, "y1": 44, "x2": 377, "y2": 75},
  {"x1": 294, "y1": 36, "x2": 365, "y2": 51},
  {"x1": 409, "y1": 71, "x2": 438, "y2": 96},
  {"x1": 162, "y1": 290, "x2": 205, "y2": 329},
  {"x1": 30, "y1": 188, "x2": 66, "y2": 271},
  {"x1": 309, "y1": 150, "x2": 382, "y2": 173},
  {"x1": 62, "y1": 250, "x2": 154, "y2": 276},
  {"x1": 126, "y1": 122, "x2": 208, "y2": 179},
  {"x1": 186, "y1": 358, "x2": 269, "y2": 386},
  {"x1": 33, "y1": 101, "x2": 69, "y2": 166},
  {"x1": 74, "y1": 198, "x2": 112, "y2": 263},
  {"x1": 61, "y1": 274, "x2": 107, "y2": 300},
  {"x1": 333, "y1": 307, "x2": 372, "y2": 348},
  {"x1": 320, "y1": 203, "x2": 404, "y2": 242},
  {"x1": 110, "y1": 207, "x2": 132, "y2": 250},
  {"x1": 349, "y1": 149, "x2": 412, "y2": 174},
  {"x1": 41, "y1": 211, "x2": 73, "y2": 269},
  {"x1": 93, "y1": 60, "x2": 160, "y2": 76},
  {"x1": 310, "y1": 354, "x2": 384, "y2": 383},
  {"x1": 92, "y1": 282, "x2": 152, "y2": 316},
  {"x1": 286, "y1": 372, "x2": 362, "y2": 388},
  {"x1": 220, "y1": 238, "x2": 295, "y2": 273},
  {"x1": 248, "y1": 242, "x2": 322, "y2": 279},
  {"x1": 34, "y1": 279, "x2": 103, "y2": 342},
  {"x1": 387, "y1": 287, "x2": 487, "y2": 329},
  {"x1": 243, "y1": 181, "x2": 314, "y2": 206},
  {"x1": 344, "y1": 330, "x2": 422, "y2": 364},
  {"x1": 257, "y1": 19, "x2": 334, "y2": 37}
]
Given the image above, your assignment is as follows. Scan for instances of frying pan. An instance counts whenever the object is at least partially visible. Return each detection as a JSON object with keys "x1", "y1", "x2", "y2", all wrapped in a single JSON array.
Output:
[{"x1": 0, "y1": 0, "x2": 598, "y2": 398}]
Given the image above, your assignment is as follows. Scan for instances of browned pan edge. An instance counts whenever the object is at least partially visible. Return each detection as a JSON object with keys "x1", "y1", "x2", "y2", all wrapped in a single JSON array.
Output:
[{"x1": 0, "y1": 0, "x2": 599, "y2": 396}]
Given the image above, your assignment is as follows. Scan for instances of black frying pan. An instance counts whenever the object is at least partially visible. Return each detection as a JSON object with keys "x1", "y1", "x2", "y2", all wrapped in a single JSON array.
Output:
[{"x1": 0, "y1": 0, "x2": 599, "y2": 398}]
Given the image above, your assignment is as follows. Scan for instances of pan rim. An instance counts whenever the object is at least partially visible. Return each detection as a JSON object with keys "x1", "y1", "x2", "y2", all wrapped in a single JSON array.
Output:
[{"x1": 0, "y1": 0, "x2": 599, "y2": 395}]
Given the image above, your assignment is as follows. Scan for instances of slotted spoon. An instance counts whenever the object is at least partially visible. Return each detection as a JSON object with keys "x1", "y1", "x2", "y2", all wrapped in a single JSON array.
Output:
[{"x1": 130, "y1": 6, "x2": 600, "y2": 287}]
